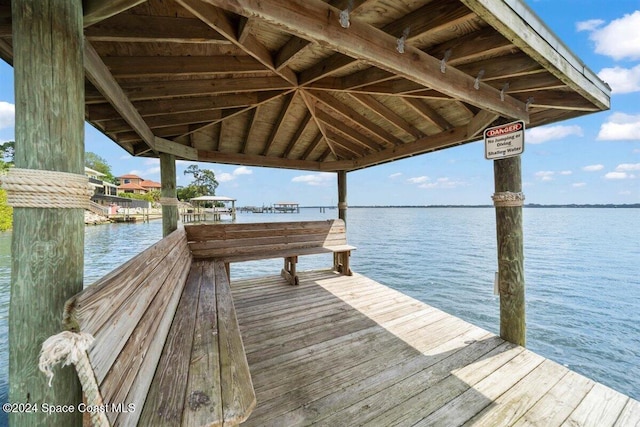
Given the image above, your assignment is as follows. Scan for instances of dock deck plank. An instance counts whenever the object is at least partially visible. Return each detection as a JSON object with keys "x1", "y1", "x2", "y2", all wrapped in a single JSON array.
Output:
[{"x1": 231, "y1": 270, "x2": 639, "y2": 426}]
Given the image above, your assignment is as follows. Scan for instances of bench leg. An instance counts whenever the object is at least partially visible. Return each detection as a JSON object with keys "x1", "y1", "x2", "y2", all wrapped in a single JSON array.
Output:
[
  {"x1": 281, "y1": 256, "x2": 299, "y2": 286},
  {"x1": 334, "y1": 251, "x2": 352, "y2": 276}
]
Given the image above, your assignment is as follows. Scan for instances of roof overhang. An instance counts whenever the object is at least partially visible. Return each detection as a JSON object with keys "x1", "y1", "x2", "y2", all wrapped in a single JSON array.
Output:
[{"x1": 1, "y1": 0, "x2": 611, "y2": 172}]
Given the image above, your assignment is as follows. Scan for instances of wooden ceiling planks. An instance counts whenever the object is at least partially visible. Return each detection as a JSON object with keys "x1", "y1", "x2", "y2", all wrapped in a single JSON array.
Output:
[{"x1": 0, "y1": 0, "x2": 610, "y2": 171}]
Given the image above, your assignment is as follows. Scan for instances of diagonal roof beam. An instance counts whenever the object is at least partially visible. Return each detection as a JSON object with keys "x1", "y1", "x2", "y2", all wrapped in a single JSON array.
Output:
[
  {"x1": 349, "y1": 93, "x2": 424, "y2": 139},
  {"x1": 402, "y1": 98, "x2": 452, "y2": 132},
  {"x1": 85, "y1": 14, "x2": 228, "y2": 43},
  {"x1": 262, "y1": 92, "x2": 295, "y2": 156},
  {"x1": 177, "y1": 0, "x2": 297, "y2": 85},
  {"x1": 308, "y1": 90, "x2": 403, "y2": 147},
  {"x1": 209, "y1": 0, "x2": 529, "y2": 122},
  {"x1": 299, "y1": 1, "x2": 476, "y2": 86},
  {"x1": 84, "y1": 40, "x2": 156, "y2": 153},
  {"x1": 282, "y1": 112, "x2": 312, "y2": 159},
  {"x1": 88, "y1": 93, "x2": 259, "y2": 121},
  {"x1": 315, "y1": 109, "x2": 386, "y2": 152},
  {"x1": 274, "y1": 0, "x2": 370, "y2": 70},
  {"x1": 300, "y1": 131, "x2": 324, "y2": 162},
  {"x1": 300, "y1": 91, "x2": 337, "y2": 159},
  {"x1": 83, "y1": 0, "x2": 147, "y2": 28}
]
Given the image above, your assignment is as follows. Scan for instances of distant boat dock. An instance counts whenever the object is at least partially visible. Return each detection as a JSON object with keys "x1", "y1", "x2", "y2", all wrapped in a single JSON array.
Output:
[{"x1": 239, "y1": 202, "x2": 300, "y2": 214}]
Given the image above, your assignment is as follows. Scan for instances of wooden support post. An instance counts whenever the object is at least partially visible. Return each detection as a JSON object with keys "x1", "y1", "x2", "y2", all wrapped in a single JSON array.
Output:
[
  {"x1": 338, "y1": 170, "x2": 347, "y2": 224},
  {"x1": 493, "y1": 156, "x2": 526, "y2": 346},
  {"x1": 10, "y1": 0, "x2": 84, "y2": 425},
  {"x1": 160, "y1": 153, "x2": 178, "y2": 237},
  {"x1": 281, "y1": 256, "x2": 299, "y2": 285}
]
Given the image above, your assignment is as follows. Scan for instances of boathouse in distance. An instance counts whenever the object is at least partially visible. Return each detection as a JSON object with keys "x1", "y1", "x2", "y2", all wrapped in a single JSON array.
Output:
[{"x1": 3, "y1": 0, "x2": 638, "y2": 426}]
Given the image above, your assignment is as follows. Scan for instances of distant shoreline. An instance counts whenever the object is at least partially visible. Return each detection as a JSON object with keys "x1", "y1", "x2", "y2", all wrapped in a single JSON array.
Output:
[{"x1": 301, "y1": 204, "x2": 640, "y2": 209}]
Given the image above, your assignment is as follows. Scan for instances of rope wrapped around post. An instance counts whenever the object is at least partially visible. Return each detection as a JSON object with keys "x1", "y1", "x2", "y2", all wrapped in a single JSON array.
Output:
[
  {"x1": 159, "y1": 197, "x2": 179, "y2": 206},
  {"x1": 0, "y1": 168, "x2": 93, "y2": 209},
  {"x1": 492, "y1": 191, "x2": 525, "y2": 207},
  {"x1": 39, "y1": 331, "x2": 110, "y2": 427}
]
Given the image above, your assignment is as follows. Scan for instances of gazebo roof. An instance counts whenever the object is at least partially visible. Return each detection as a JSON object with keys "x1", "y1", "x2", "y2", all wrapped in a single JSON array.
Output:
[{"x1": 0, "y1": 0, "x2": 610, "y2": 172}]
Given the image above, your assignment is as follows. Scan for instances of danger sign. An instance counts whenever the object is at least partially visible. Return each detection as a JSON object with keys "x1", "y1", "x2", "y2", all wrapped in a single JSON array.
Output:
[{"x1": 484, "y1": 120, "x2": 525, "y2": 160}]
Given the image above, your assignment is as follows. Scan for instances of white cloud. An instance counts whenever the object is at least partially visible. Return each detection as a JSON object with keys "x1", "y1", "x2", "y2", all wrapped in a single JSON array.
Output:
[
  {"x1": 559, "y1": 170, "x2": 573, "y2": 175},
  {"x1": 407, "y1": 175, "x2": 463, "y2": 189},
  {"x1": 598, "y1": 65, "x2": 640, "y2": 94},
  {"x1": 0, "y1": 101, "x2": 15, "y2": 130},
  {"x1": 583, "y1": 164, "x2": 604, "y2": 172},
  {"x1": 292, "y1": 172, "x2": 334, "y2": 186},
  {"x1": 233, "y1": 166, "x2": 252, "y2": 176},
  {"x1": 526, "y1": 125, "x2": 583, "y2": 144},
  {"x1": 616, "y1": 163, "x2": 640, "y2": 171},
  {"x1": 583, "y1": 11, "x2": 640, "y2": 60},
  {"x1": 389, "y1": 172, "x2": 402, "y2": 179},
  {"x1": 407, "y1": 176, "x2": 429, "y2": 184},
  {"x1": 572, "y1": 182, "x2": 587, "y2": 187},
  {"x1": 604, "y1": 171, "x2": 635, "y2": 180},
  {"x1": 217, "y1": 172, "x2": 235, "y2": 183},
  {"x1": 535, "y1": 171, "x2": 555, "y2": 181},
  {"x1": 216, "y1": 166, "x2": 253, "y2": 183},
  {"x1": 144, "y1": 158, "x2": 159, "y2": 165},
  {"x1": 418, "y1": 177, "x2": 463, "y2": 189},
  {"x1": 598, "y1": 113, "x2": 640, "y2": 141},
  {"x1": 576, "y1": 19, "x2": 605, "y2": 32}
]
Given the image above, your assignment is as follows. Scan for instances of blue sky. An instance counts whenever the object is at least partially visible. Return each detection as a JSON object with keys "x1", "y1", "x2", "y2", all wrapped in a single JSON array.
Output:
[{"x1": 1, "y1": 1, "x2": 639, "y2": 206}]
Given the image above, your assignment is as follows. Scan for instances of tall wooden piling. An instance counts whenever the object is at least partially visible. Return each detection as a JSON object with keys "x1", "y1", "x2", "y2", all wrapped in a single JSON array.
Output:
[
  {"x1": 9, "y1": 0, "x2": 84, "y2": 425},
  {"x1": 493, "y1": 156, "x2": 526, "y2": 346},
  {"x1": 338, "y1": 171, "x2": 347, "y2": 223},
  {"x1": 160, "y1": 153, "x2": 178, "y2": 237}
]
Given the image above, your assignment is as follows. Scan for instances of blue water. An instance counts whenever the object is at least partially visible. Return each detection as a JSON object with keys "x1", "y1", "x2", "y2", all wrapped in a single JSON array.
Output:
[{"x1": 0, "y1": 208, "x2": 638, "y2": 425}]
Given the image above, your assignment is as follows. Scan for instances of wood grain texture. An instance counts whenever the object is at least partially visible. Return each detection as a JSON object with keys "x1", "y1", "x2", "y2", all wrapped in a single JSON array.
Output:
[
  {"x1": 215, "y1": 260, "x2": 257, "y2": 424},
  {"x1": 231, "y1": 270, "x2": 638, "y2": 427},
  {"x1": 160, "y1": 152, "x2": 178, "y2": 237},
  {"x1": 9, "y1": 0, "x2": 84, "y2": 425},
  {"x1": 185, "y1": 220, "x2": 355, "y2": 273},
  {"x1": 494, "y1": 156, "x2": 526, "y2": 346},
  {"x1": 138, "y1": 256, "x2": 201, "y2": 426},
  {"x1": 181, "y1": 261, "x2": 223, "y2": 426}
]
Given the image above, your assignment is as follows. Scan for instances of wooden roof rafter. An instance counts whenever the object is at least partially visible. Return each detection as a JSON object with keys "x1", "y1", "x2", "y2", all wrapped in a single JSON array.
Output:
[
  {"x1": 274, "y1": 0, "x2": 370, "y2": 71},
  {"x1": 308, "y1": 90, "x2": 404, "y2": 148},
  {"x1": 313, "y1": 109, "x2": 386, "y2": 153},
  {"x1": 261, "y1": 91, "x2": 296, "y2": 156},
  {"x1": 296, "y1": 0, "x2": 478, "y2": 88},
  {"x1": 300, "y1": 91, "x2": 337, "y2": 161},
  {"x1": 85, "y1": 14, "x2": 229, "y2": 43},
  {"x1": 209, "y1": 0, "x2": 531, "y2": 123},
  {"x1": 176, "y1": 0, "x2": 298, "y2": 85},
  {"x1": 282, "y1": 111, "x2": 312, "y2": 159},
  {"x1": 0, "y1": 0, "x2": 608, "y2": 172}
]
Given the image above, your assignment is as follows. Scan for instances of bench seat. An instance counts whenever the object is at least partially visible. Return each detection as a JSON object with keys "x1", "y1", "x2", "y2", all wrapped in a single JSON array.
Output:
[
  {"x1": 185, "y1": 219, "x2": 356, "y2": 285},
  {"x1": 59, "y1": 228, "x2": 254, "y2": 427},
  {"x1": 140, "y1": 259, "x2": 255, "y2": 426}
]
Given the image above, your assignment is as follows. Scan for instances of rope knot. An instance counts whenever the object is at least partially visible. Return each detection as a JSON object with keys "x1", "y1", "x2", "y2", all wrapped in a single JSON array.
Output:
[{"x1": 38, "y1": 331, "x2": 94, "y2": 387}]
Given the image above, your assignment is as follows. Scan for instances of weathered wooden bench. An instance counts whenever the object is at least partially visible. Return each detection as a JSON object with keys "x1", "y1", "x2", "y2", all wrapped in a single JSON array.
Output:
[
  {"x1": 56, "y1": 227, "x2": 255, "y2": 426},
  {"x1": 184, "y1": 219, "x2": 356, "y2": 285}
]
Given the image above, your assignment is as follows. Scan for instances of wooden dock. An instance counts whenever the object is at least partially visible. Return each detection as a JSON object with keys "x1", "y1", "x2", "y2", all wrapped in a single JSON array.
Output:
[{"x1": 231, "y1": 270, "x2": 640, "y2": 426}]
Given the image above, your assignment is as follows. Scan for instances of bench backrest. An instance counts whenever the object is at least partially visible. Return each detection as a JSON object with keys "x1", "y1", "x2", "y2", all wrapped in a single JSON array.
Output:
[
  {"x1": 63, "y1": 227, "x2": 192, "y2": 426},
  {"x1": 184, "y1": 219, "x2": 348, "y2": 259}
]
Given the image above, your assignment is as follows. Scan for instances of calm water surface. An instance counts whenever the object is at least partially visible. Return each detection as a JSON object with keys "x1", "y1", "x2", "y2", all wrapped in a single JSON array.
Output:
[{"x1": 0, "y1": 208, "x2": 638, "y2": 422}]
